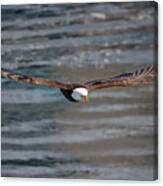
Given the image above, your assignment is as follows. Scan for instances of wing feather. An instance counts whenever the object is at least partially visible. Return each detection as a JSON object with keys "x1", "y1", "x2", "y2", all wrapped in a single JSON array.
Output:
[
  {"x1": 85, "y1": 66, "x2": 155, "y2": 91},
  {"x1": 1, "y1": 68, "x2": 70, "y2": 90}
]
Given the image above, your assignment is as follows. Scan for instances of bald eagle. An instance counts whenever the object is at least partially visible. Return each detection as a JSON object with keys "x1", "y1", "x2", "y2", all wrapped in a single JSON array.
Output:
[{"x1": 1, "y1": 66, "x2": 154, "y2": 103}]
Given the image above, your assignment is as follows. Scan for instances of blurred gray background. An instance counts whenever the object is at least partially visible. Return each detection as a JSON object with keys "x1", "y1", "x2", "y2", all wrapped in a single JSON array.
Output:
[{"x1": 1, "y1": 2, "x2": 157, "y2": 180}]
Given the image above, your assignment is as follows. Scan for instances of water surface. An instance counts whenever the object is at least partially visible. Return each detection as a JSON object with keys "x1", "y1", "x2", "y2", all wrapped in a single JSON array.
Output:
[{"x1": 1, "y1": 2, "x2": 157, "y2": 180}]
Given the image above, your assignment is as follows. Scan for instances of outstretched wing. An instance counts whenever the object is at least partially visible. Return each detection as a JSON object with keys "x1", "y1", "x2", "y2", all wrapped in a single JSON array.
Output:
[
  {"x1": 85, "y1": 66, "x2": 155, "y2": 91},
  {"x1": 1, "y1": 68, "x2": 71, "y2": 90}
]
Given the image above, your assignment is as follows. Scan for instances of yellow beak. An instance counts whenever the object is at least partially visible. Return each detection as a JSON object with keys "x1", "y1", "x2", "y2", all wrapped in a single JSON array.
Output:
[{"x1": 83, "y1": 96, "x2": 89, "y2": 103}]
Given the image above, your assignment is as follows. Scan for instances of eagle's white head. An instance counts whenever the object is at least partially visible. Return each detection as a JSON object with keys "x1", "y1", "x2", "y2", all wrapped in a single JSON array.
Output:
[{"x1": 71, "y1": 87, "x2": 88, "y2": 103}]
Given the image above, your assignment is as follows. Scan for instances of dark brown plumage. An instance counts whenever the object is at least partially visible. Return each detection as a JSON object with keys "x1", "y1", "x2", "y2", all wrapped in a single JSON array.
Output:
[
  {"x1": 1, "y1": 66, "x2": 155, "y2": 103},
  {"x1": 85, "y1": 66, "x2": 154, "y2": 91}
]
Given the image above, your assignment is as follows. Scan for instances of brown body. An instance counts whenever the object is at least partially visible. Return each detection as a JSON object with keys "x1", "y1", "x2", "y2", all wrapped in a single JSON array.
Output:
[{"x1": 1, "y1": 66, "x2": 155, "y2": 102}]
